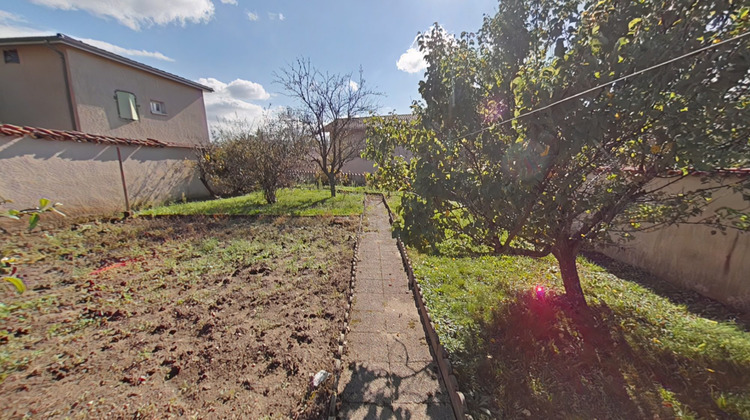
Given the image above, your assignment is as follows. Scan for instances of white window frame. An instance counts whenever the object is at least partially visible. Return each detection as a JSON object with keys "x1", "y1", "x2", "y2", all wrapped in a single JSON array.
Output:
[{"x1": 150, "y1": 100, "x2": 167, "y2": 115}]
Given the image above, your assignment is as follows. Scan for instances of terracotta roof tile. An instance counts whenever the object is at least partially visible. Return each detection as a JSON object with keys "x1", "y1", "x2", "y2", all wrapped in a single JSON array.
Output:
[{"x1": 0, "y1": 124, "x2": 195, "y2": 149}]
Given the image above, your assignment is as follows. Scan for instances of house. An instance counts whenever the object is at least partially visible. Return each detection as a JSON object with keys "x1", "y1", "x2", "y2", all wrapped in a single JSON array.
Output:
[
  {"x1": 323, "y1": 114, "x2": 415, "y2": 174},
  {"x1": 0, "y1": 34, "x2": 213, "y2": 216},
  {"x1": 0, "y1": 33, "x2": 212, "y2": 145}
]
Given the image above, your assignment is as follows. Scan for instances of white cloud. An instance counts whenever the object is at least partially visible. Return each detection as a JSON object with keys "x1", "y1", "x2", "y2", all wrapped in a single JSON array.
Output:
[
  {"x1": 396, "y1": 46, "x2": 427, "y2": 74},
  {"x1": 0, "y1": 14, "x2": 174, "y2": 62},
  {"x1": 197, "y1": 77, "x2": 271, "y2": 127},
  {"x1": 247, "y1": 11, "x2": 258, "y2": 21},
  {"x1": 79, "y1": 38, "x2": 174, "y2": 62},
  {"x1": 0, "y1": 15, "x2": 174, "y2": 63},
  {"x1": 0, "y1": 10, "x2": 26, "y2": 23},
  {"x1": 0, "y1": 9, "x2": 52, "y2": 37},
  {"x1": 396, "y1": 26, "x2": 454, "y2": 74},
  {"x1": 27, "y1": 0, "x2": 215, "y2": 30},
  {"x1": 220, "y1": 0, "x2": 238, "y2": 4},
  {"x1": 349, "y1": 80, "x2": 359, "y2": 91},
  {"x1": 0, "y1": 24, "x2": 52, "y2": 38},
  {"x1": 278, "y1": 13, "x2": 285, "y2": 21},
  {"x1": 225, "y1": 79, "x2": 270, "y2": 100},
  {"x1": 267, "y1": 12, "x2": 285, "y2": 21}
]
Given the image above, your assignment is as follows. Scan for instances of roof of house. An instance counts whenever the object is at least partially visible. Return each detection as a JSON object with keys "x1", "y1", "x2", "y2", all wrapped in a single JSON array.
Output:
[
  {"x1": 0, "y1": 34, "x2": 213, "y2": 92},
  {"x1": 324, "y1": 114, "x2": 416, "y2": 132},
  {"x1": 0, "y1": 124, "x2": 195, "y2": 149}
]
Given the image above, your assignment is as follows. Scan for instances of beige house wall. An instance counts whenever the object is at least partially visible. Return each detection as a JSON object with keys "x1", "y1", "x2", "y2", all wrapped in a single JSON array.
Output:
[
  {"x1": 64, "y1": 48, "x2": 209, "y2": 145},
  {"x1": 0, "y1": 135, "x2": 209, "y2": 218},
  {"x1": 600, "y1": 175, "x2": 750, "y2": 311},
  {"x1": 336, "y1": 128, "x2": 411, "y2": 174},
  {"x1": 0, "y1": 45, "x2": 74, "y2": 130}
]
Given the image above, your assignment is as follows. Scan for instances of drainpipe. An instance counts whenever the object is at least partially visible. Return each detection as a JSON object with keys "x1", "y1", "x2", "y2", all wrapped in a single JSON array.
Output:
[
  {"x1": 44, "y1": 39, "x2": 80, "y2": 130},
  {"x1": 116, "y1": 147, "x2": 131, "y2": 217}
]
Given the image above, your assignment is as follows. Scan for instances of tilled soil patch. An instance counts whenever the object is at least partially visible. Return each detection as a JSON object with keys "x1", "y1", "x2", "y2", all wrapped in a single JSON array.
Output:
[{"x1": 1, "y1": 215, "x2": 356, "y2": 419}]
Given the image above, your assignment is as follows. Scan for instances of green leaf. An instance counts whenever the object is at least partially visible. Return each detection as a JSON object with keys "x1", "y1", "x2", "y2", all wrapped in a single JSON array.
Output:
[
  {"x1": 39, "y1": 198, "x2": 50, "y2": 210},
  {"x1": 28, "y1": 213, "x2": 40, "y2": 231},
  {"x1": 3, "y1": 276, "x2": 26, "y2": 294},
  {"x1": 628, "y1": 17, "x2": 643, "y2": 33}
]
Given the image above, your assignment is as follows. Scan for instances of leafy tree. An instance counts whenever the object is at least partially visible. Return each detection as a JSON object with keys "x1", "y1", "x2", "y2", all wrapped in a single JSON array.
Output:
[
  {"x1": 366, "y1": 0, "x2": 750, "y2": 306},
  {"x1": 197, "y1": 110, "x2": 310, "y2": 204},
  {"x1": 275, "y1": 58, "x2": 380, "y2": 197}
]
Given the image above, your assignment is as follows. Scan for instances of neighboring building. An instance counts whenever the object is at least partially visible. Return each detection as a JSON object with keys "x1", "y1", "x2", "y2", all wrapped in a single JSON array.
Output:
[
  {"x1": 323, "y1": 114, "x2": 415, "y2": 174},
  {"x1": 0, "y1": 34, "x2": 212, "y2": 216},
  {"x1": 0, "y1": 33, "x2": 212, "y2": 146}
]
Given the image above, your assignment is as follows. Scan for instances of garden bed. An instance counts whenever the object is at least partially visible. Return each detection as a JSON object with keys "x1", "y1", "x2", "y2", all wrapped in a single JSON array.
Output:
[{"x1": 1, "y1": 215, "x2": 356, "y2": 418}]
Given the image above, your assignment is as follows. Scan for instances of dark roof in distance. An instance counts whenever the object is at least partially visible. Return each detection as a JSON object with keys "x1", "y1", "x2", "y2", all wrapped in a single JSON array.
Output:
[
  {"x1": 0, "y1": 124, "x2": 195, "y2": 149},
  {"x1": 0, "y1": 34, "x2": 213, "y2": 92}
]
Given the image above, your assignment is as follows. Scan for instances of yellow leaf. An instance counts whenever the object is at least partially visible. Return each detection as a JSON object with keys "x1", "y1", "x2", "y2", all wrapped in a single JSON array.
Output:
[
  {"x1": 3, "y1": 276, "x2": 26, "y2": 294},
  {"x1": 651, "y1": 145, "x2": 661, "y2": 154}
]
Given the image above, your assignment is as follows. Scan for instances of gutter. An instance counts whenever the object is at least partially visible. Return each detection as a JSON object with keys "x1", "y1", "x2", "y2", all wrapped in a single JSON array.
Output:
[{"x1": 44, "y1": 41, "x2": 80, "y2": 131}]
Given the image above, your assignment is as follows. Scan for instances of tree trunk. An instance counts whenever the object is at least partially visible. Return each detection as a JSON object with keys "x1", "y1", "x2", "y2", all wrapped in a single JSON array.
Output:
[
  {"x1": 328, "y1": 173, "x2": 337, "y2": 197},
  {"x1": 264, "y1": 188, "x2": 277, "y2": 204},
  {"x1": 198, "y1": 175, "x2": 219, "y2": 199},
  {"x1": 552, "y1": 243, "x2": 588, "y2": 307}
]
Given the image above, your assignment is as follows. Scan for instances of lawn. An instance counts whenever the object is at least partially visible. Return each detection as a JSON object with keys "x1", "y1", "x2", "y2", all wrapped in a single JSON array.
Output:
[
  {"x1": 0, "y1": 214, "x2": 357, "y2": 418},
  {"x1": 139, "y1": 187, "x2": 364, "y2": 217},
  {"x1": 410, "y1": 249, "x2": 750, "y2": 419}
]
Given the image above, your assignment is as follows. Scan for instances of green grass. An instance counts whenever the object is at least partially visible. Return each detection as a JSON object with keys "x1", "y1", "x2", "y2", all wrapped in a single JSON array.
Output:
[
  {"x1": 138, "y1": 188, "x2": 364, "y2": 217},
  {"x1": 410, "y1": 250, "x2": 750, "y2": 419}
]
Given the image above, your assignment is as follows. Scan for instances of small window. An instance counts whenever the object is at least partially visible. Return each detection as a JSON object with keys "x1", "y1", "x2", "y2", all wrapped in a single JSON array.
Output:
[
  {"x1": 115, "y1": 90, "x2": 139, "y2": 121},
  {"x1": 150, "y1": 100, "x2": 167, "y2": 115},
  {"x1": 3, "y1": 49, "x2": 19, "y2": 64}
]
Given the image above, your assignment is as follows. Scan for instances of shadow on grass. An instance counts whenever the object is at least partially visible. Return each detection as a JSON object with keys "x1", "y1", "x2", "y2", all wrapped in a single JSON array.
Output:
[
  {"x1": 583, "y1": 251, "x2": 750, "y2": 331},
  {"x1": 458, "y1": 290, "x2": 747, "y2": 419}
]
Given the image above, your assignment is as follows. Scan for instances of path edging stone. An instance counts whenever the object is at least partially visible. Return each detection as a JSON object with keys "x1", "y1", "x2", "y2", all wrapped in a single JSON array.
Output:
[
  {"x1": 327, "y1": 194, "x2": 366, "y2": 419},
  {"x1": 380, "y1": 193, "x2": 469, "y2": 420}
]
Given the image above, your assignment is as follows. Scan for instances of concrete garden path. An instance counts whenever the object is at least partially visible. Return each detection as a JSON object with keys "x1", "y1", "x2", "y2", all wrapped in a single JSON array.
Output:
[{"x1": 337, "y1": 196, "x2": 454, "y2": 419}]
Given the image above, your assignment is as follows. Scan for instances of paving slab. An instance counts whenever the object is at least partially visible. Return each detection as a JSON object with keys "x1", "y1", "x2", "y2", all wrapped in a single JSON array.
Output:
[
  {"x1": 353, "y1": 292, "x2": 387, "y2": 312},
  {"x1": 338, "y1": 196, "x2": 455, "y2": 419},
  {"x1": 390, "y1": 361, "x2": 449, "y2": 404},
  {"x1": 347, "y1": 332, "x2": 390, "y2": 363},
  {"x1": 338, "y1": 362, "x2": 391, "y2": 404},
  {"x1": 355, "y1": 280, "x2": 385, "y2": 294},
  {"x1": 388, "y1": 333, "x2": 434, "y2": 363},
  {"x1": 350, "y1": 310, "x2": 388, "y2": 333}
]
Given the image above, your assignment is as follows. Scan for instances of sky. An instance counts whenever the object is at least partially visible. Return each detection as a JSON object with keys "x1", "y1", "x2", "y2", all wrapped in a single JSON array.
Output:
[{"x1": 0, "y1": 0, "x2": 499, "y2": 129}]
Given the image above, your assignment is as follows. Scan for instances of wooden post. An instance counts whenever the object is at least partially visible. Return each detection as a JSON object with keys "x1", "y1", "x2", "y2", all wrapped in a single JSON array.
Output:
[{"x1": 116, "y1": 147, "x2": 131, "y2": 216}]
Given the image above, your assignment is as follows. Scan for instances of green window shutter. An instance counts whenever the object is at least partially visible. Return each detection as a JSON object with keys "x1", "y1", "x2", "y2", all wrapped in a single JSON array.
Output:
[{"x1": 115, "y1": 91, "x2": 139, "y2": 121}]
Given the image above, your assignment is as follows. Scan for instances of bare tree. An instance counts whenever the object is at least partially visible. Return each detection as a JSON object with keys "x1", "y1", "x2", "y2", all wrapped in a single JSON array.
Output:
[{"x1": 275, "y1": 58, "x2": 380, "y2": 197}]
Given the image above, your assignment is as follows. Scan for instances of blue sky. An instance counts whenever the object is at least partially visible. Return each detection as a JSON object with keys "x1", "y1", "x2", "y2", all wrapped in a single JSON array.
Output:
[{"x1": 0, "y1": 0, "x2": 498, "y2": 128}]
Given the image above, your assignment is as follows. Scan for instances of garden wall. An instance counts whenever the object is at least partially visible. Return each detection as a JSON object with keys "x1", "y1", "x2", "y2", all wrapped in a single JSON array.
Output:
[
  {"x1": 0, "y1": 134, "x2": 209, "y2": 218},
  {"x1": 600, "y1": 174, "x2": 750, "y2": 311}
]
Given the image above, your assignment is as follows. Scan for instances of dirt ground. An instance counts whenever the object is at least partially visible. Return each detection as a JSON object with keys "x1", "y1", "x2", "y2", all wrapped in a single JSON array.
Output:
[{"x1": 0, "y1": 215, "x2": 357, "y2": 419}]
